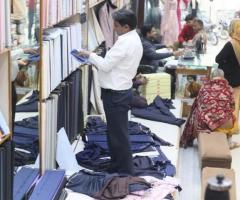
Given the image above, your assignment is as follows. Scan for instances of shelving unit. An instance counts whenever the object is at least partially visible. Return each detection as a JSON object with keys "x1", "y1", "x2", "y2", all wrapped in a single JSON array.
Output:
[
  {"x1": 39, "y1": 0, "x2": 89, "y2": 174},
  {"x1": 0, "y1": 48, "x2": 12, "y2": 141},
  {"x1": 0, "y1": 48, "x2": 13, "y2": 200}
]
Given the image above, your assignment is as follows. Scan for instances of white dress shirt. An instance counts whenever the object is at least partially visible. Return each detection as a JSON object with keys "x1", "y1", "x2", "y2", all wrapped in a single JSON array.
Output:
[{"x1": 88, "y1": 29, "x2": 143, "y2": 90}]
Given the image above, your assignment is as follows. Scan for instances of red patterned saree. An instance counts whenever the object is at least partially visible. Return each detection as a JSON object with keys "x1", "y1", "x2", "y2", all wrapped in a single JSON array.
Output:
[{"x1": 180, "y1": 78, "x2": 235, "y2": 148}]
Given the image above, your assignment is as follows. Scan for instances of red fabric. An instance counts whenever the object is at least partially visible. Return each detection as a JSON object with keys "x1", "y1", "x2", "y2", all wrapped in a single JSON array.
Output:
[
  {"x1": 180, "y1": 78, "x2": 235, "y2": 147},
  {"x1": 178, "y1": 24, "x2": 195, "y2": 43}
]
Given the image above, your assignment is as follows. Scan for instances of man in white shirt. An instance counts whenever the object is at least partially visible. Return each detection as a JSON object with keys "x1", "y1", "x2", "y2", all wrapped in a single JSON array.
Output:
[{"x1": 79, "y1": 9, "x2": 143, "y2": 175}]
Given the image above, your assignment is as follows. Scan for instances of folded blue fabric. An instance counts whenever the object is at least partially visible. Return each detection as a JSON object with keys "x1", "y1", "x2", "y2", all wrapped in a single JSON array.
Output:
[
  {"x1": 28, "y1": 54, "x2": 40, "y2": 62},
  {"x1": 29, "y1": 170, "x2": 66, "y2": 200},
  {"x1": 71, "y1": 49, "x2": 90, "y2": 64},
  {"x1": 13, "y1": 167, "x2": 39, "y2": 200}
]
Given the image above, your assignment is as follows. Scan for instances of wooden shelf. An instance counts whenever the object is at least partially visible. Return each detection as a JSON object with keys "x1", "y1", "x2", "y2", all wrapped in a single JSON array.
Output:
[
  {"x1": 0, "y1": 48, "x2": 10, "y2": 56},
  {"x1": 0, "y1": 134, "x2": 11, "y2": 146},
  {"x1": 44, "y1": 13, "x2": 87, "y2": 30}
]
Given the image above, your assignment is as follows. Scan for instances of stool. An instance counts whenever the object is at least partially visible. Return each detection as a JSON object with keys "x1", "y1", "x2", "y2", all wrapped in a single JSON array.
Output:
[
  {"x1": 198, "y1": 132, "x2": 232, "y2": 169},
  {"x1": 202, "y1": 167, "x2": 236, "y2": 200}
]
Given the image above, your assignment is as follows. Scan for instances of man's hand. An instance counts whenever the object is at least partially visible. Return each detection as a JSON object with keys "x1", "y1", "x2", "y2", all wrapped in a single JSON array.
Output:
[
  {"x1": 173, "y1": 50, "x2": 184, "y2": 57},
  {"x1": 78, "y1": 50, "x2": 91, "y2": 58},
  {"x1": 17, "y1": 59, "x2": 28, "y2": 66},
  {"x1": 23, "y1": 48, "x2": 38, "y2": 54}
]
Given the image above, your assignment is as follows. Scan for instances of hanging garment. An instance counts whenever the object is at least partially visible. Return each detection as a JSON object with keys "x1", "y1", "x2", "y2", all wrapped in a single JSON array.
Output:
[
  {"x1": 98, "y1": 2, "x2": 118, "y2": 48},
  {"x1": 189, "y1": 0, "x2": 198, "y2": 17},
  {"x1": 132, "y1": 96, "x2": 185, "y2": 126},
  {"x1": 145, "y1": 6, "x2": 162, "y2": 29},
  {"x1": 177, "y1": 0, "x2": 189, "y2": 32},
  {"x1": 161, "y1": 0, "x2": 179, "y2": 46},
  {"x1": 90, "y1": 67, "x2": 105, "y2": 114}
]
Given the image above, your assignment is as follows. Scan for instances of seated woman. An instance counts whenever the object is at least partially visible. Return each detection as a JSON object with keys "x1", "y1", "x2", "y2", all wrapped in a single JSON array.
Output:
[{"x1": 180, "y1": 69, "x2": 239, "y2": 149}]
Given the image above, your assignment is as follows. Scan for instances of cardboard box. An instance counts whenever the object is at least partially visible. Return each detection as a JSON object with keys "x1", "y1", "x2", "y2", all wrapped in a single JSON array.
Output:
[{"x1": 182, "y1": 99, "x2": 194, "y2": 117}]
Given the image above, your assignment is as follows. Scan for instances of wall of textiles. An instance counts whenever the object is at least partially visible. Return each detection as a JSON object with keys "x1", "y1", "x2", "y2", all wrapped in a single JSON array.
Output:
[
  {"x1": 40, "y1": 0, "x2": 88, "y2": 172},
  {"x1": 42, "y1": 23, "x2": 82, "y2": 99},
  {"x1": 41, "y1": 0, "x2": 86, "y2": 28},
  {"x1": 41, "y1": 69, "x2": 84, "y2": 170}
]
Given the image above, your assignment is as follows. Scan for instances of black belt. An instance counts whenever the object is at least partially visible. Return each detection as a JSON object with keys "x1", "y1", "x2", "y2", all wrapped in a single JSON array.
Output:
[{"x1": 102, "y1": 88, "x2": 131, "y2": 94}]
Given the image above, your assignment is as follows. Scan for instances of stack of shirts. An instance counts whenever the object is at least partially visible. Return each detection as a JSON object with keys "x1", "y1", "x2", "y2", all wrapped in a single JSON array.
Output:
[{"x1": 140, "y1": 73, "x2": 171, "y2": 103}]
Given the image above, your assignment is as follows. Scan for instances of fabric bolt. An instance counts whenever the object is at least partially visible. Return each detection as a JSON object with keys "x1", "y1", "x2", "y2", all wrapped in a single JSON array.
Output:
[
  {"x1": 13, "y1": 117, "x2": 39, "y2": 166},
  {"x1": 66, "y1": 170, "x2": 118, "y2": 196},
  {"x1": 29, "y1": 170, "x2": 66, "y2": 200},
  {"x1": 16, "y1": 90, "x2": 39, "y2": 112},
  {"x1": 180, "y1": 78, "x2": 235, "y2": 147},
  {"x1": 13, "y1": 167, "x2": 39, "y2": 200},
  {"x1": 132, "y1": 96, "x2": 185, "y2": 126},
  {"x1": 71, "y1": 50, "x2": 90, "y2": 64},
  {"x1": 84, "y1": 117, "x2": 173, "y2": 146},
  {"x1": 55, "y1": 69, "x2": 84, "y2": 143},
  {"x1": 161, "y1": 0, "x2": 179, "y2": 46}
]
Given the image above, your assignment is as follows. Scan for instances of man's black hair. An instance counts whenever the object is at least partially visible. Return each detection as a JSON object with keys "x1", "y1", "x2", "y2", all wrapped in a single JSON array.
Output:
[
  {"x1": 112, "y1": 9, "x2": 137, "y2": 30},
  {"x1": 140, "y1": 24, "x2": 154, "y2": 37},
  {"x1": 194, "y1": 19, "x2": 204, "y2": 27},
  {"x1": 185, "y1": 14, "x2": 195, "y2": 21}
]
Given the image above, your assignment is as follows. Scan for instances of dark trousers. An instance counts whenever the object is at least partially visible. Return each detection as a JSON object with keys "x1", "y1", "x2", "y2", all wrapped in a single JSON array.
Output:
[{"x1": 101, "y1": 88, "x2": 134, "y2": 175}]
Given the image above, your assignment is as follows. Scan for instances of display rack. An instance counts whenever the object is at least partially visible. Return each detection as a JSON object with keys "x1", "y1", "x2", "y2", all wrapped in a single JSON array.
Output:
[
  {"x1": 39, "y1": 0, "x2": 89, "y2": 174},
  {"x1": 0, "y1": 48, "x2": 12, "y2": 145}
]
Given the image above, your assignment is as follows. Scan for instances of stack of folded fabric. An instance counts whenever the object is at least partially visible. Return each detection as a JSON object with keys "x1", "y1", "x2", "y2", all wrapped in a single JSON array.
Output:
[{"x1": 140, "y1": 73, "x2": 171, "y2": 103}]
